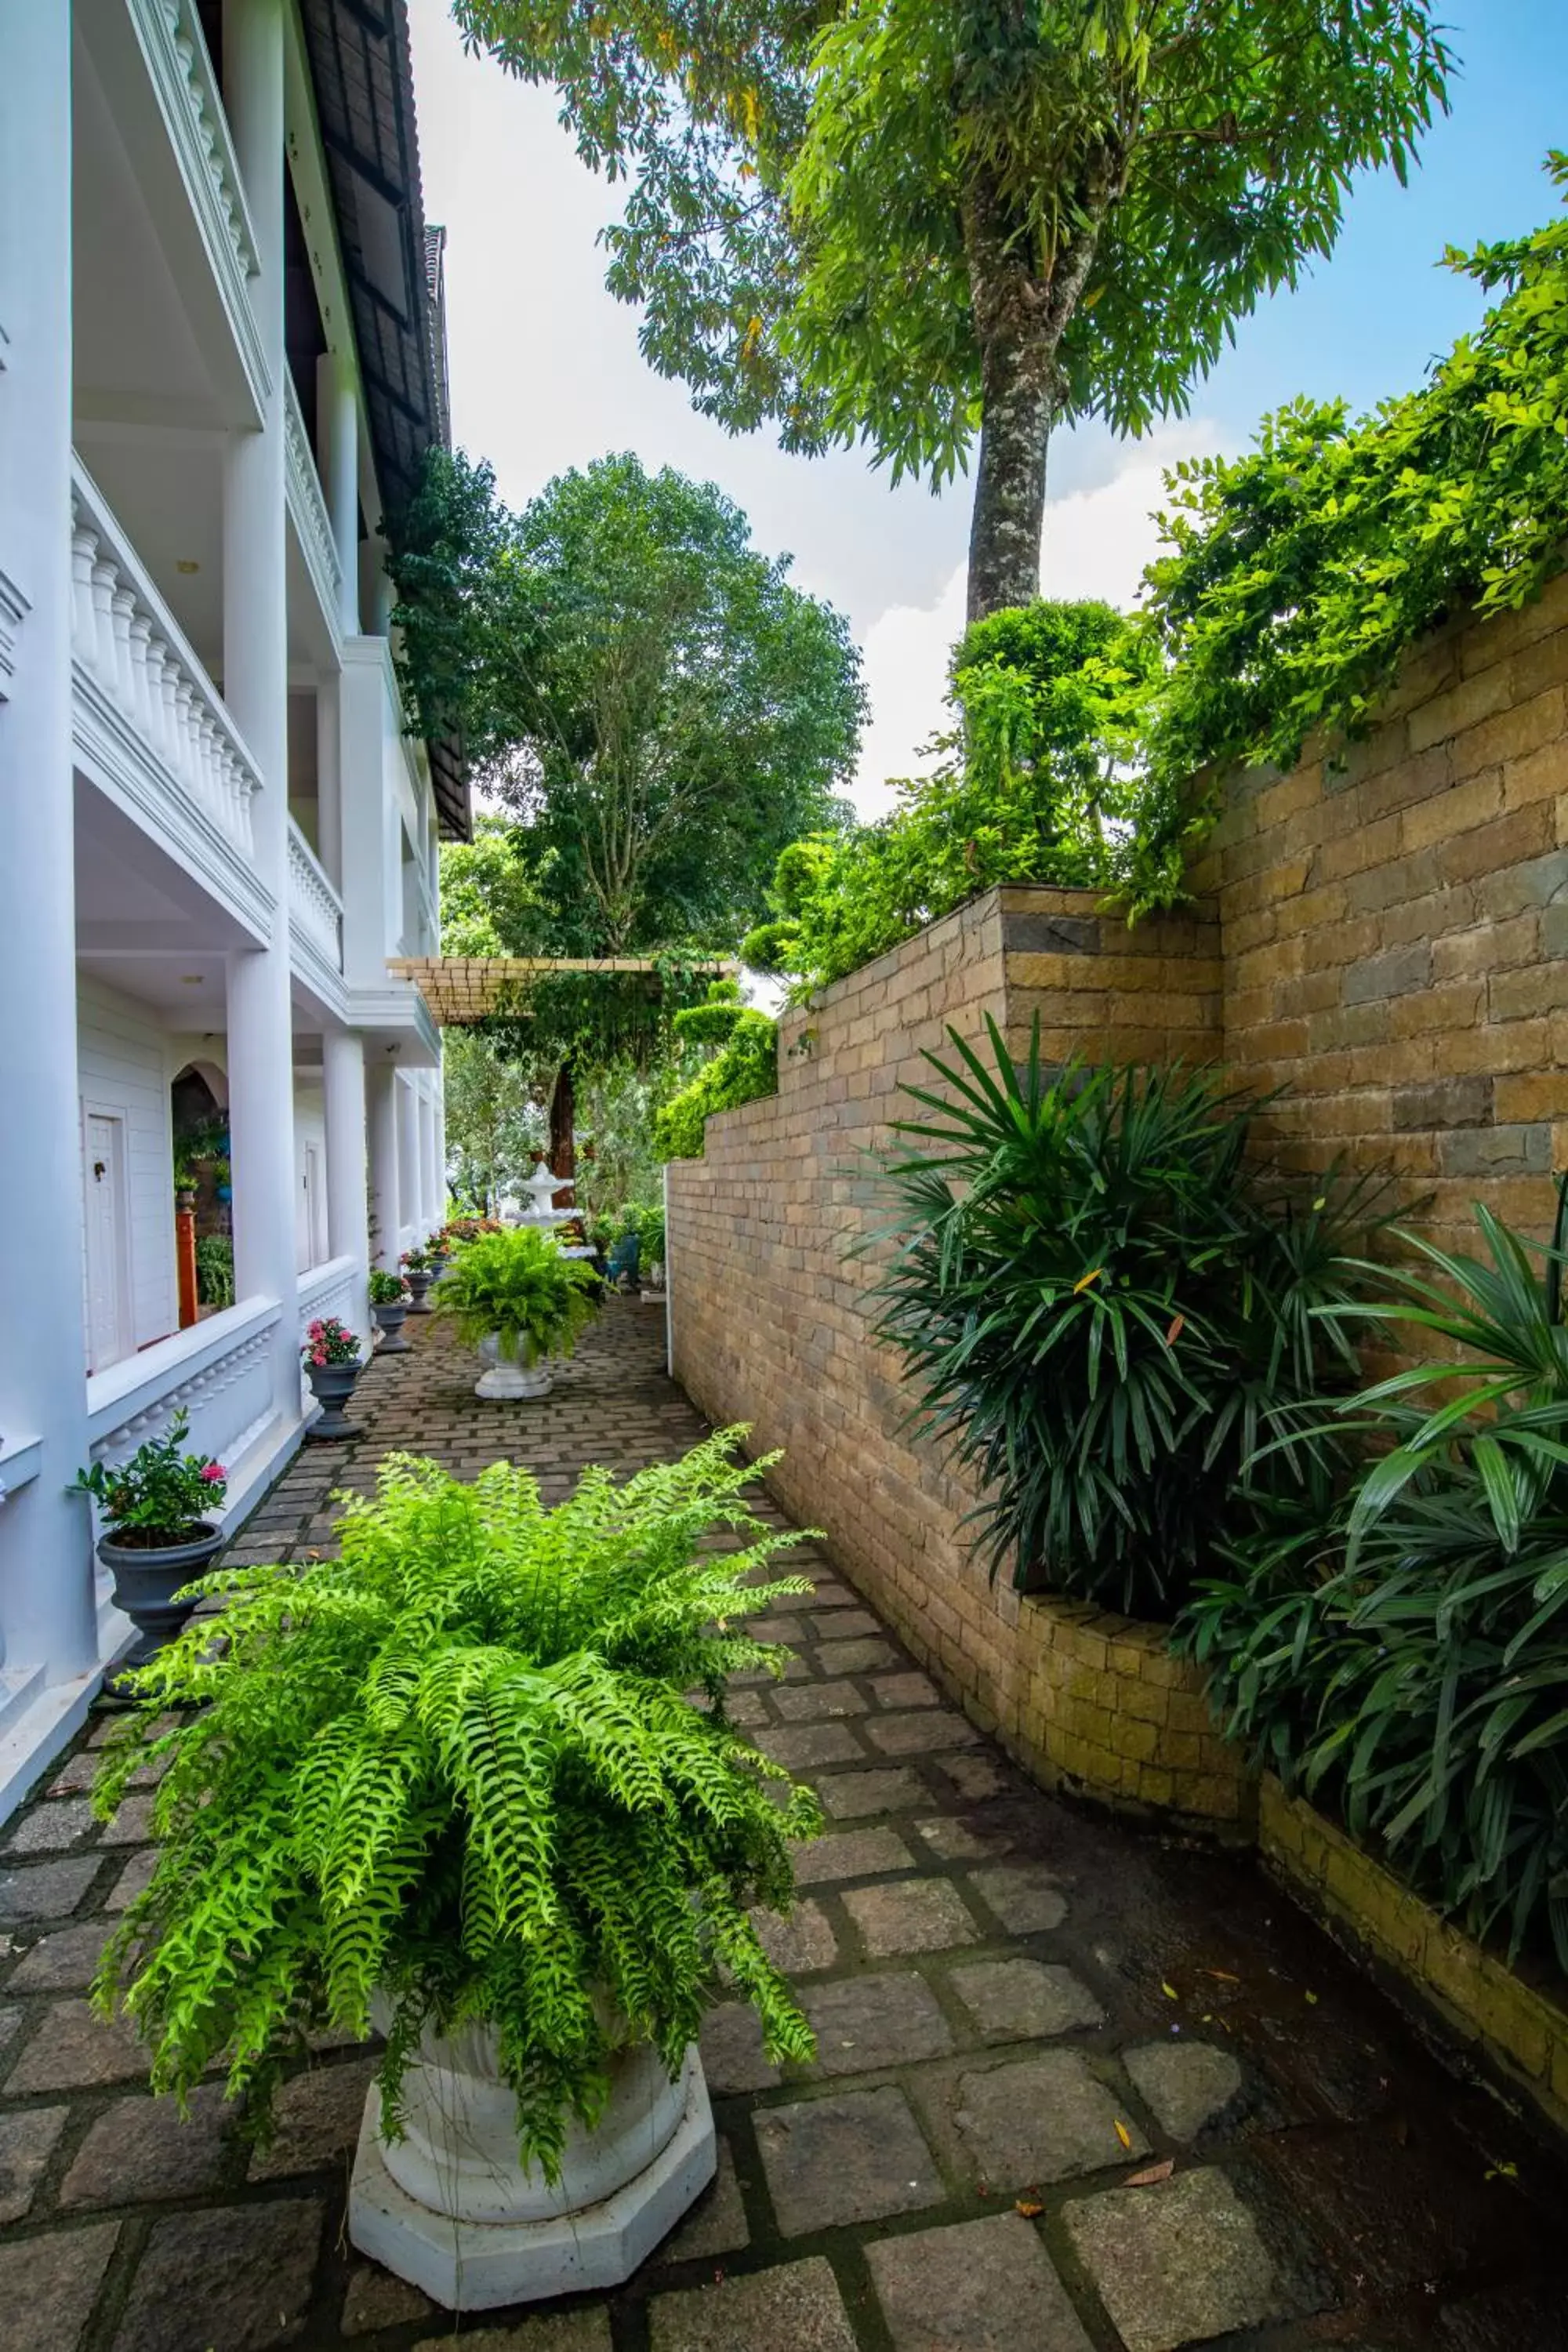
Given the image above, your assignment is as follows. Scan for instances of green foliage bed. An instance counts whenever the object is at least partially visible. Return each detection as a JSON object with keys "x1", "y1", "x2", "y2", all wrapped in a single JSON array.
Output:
[{"x1": 93, "y1": 1435, "x2": 822, "y2": 2173}]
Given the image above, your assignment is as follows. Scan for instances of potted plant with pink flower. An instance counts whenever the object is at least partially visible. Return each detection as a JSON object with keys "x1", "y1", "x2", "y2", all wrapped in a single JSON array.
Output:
[
  {"x1": 70, "y1": 1411, "x2": 228, "y2": 1674},
  {"x1": 301, "y1": 1316, "x2": 365, "y2": 1439},
  {"x1": 401, "y1": 1245, "x2": 434, "y2": 1314}
]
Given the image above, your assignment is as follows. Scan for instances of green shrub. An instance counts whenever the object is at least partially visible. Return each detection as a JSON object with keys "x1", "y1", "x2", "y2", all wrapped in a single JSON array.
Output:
[
  {"x1": 91, "y1": 1435, "x2": 822, "y2": 2171},
  {"x1": 1142, "y1": 158, "x2": 1568, "y2": 872},
  {"x1": 868, "y1": 1020, "x2": 1380, "y2": 1618},
  {"x1": 368, "y1": 1269, "x2": 405, "y2": 1307},
  {"x1": 435, "y1": 1226, "x2": 599, "y2": 1363},
  {"x1": 1185, "y1": 1190, "x2": 1568, "y2": 1966},
  {"x1": 194, "y1": 1236, "x2": 234, "y2": 1310},
  {"x1": 746, "y1": 599, "x2": 1161, "y2": 995},
  {"x1": 654, "y1": 986, "x2": 779, "y2": 1162}
]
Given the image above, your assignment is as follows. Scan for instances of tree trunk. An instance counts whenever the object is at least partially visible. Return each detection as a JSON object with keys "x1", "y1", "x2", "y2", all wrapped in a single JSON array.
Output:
[
  {"x1": 966, "y1": 334, "x2": 1058, "y2": 623},
  {"x1": 548, "y1": 1058, "x2": 575, "y2": 1184}
]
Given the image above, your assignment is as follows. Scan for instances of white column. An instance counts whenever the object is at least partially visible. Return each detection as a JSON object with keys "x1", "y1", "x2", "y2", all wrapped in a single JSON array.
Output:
[
  {"x1": 366, "y1": 1060, "x2": 401, "y2": 1271},
  {"x1": 314, "y1": 673, "x2": 342, "y2": 887},
  {"x1": 315, "y1": 351, "x2": 360, "y2": 637},
  {"x1": 221, "y1": 0, "x2": 296, "y2": 1430},
  {"x1": 434, "y1": 1077, "x2": 448, "y2": 1225},
  {"x1": 397, "y1": 1076, "x2": 421, "y2": 1247},
  {"x1": 0, "y1": 0, "x2": 98, "y2": 1684},
  {"x1": 323, "y1": 1030, "x2": 368, "y2": 1336},
  {"x1": 417, "y1": 1084, "x2": 439, "y2": 1231}
]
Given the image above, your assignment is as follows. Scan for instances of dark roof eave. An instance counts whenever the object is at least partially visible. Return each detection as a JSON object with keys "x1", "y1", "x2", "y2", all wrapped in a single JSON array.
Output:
[{"x1": 298, "y1": 0, "x2": 470, "y2": 839}]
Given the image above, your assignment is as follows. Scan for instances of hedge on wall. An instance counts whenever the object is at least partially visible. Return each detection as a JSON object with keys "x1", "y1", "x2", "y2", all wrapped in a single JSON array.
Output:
[
  {"x1": 654, "y1": 983, "x2": 779, "y2": 1161},
  {"x1": 1142, "y1": 153, "x2": 1568, "y2": 876}
]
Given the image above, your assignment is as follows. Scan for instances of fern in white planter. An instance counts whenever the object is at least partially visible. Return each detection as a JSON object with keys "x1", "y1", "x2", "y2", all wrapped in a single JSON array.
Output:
[{"x1": 92, "y1": 1432, "x2": 821, "y2": 2185}]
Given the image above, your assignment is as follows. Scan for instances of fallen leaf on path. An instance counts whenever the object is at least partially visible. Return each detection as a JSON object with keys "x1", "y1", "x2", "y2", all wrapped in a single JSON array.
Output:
[
  {"x1": 1114, "y1": 2119, "x2": 1133, "y2": 2150},
  {"x1": 1126, "y1": 2159, "x2": 1175, "y2": 2187},
  {"x1": 1014, "y1": 2197, "x2": 1044, "y2": 2218}
]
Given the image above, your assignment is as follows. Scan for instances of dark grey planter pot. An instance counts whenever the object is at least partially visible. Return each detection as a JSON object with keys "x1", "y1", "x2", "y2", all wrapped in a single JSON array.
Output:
[
  {"x1": 372, "y1": 1301, "x2": 410, "y2": 1353},
  {"x1": 98, "y1": 1523, "x2": 224, "y2": 1672},
  {"x1": 306, "y1": 1359, "x2": 363, "y2": 1439},
  {"x1": 405, "y1": 1271, "x2": 433, "y2": 1314}
]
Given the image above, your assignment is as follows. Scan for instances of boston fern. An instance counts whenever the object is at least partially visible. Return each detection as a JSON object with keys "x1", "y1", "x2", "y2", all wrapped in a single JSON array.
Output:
[
  {"x1": 91, "y1": 1434, "x2": 822, "y2": 2172},
  {"x1": 437, "y1": 1225, "x2": 598, "y2": 1362},
  {"x1": 1186, "y1": 1190, "x2": 1568, "y2": 1966},
  {"x1": 869, "y1": 1019, "x2": 1380, "y2": 1618}
]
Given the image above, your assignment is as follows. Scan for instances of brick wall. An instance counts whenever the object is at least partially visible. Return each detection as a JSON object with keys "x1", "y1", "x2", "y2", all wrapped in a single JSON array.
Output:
[
  {"x1": 670, "y1": 588, "x2": 1568, "y2": 1826},
  {"x1": 1200, "y1": 571, "x2": 1568, "y2": 1256},
  {"x1": 667, "y1": 884, "x2": 1229, "y2": 1817}
]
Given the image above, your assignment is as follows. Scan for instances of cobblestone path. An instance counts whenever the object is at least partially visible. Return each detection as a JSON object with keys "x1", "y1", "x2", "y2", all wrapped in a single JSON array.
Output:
[{"x1": 2, "y1": 1301, "x2": 1567, "y2": 2350}]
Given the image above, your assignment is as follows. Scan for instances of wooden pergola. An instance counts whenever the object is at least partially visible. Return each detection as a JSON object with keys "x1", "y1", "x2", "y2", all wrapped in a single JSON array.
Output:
[{"x1": 387, "y1": 956, "x2": 737, "y2": 1026}]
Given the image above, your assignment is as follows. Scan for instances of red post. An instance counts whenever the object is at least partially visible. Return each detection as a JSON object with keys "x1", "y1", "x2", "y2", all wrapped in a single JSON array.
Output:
[{"x1": 176, "y1": 1207, "x2": 198, "y2": 1329}]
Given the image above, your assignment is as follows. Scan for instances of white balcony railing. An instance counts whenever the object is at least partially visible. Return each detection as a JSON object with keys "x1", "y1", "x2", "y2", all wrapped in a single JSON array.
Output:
[
  {"x1": 86, "y1": 1298, "x2": 282, "y2": 1520},
  {"x1": 129, "y1": 0, "x2": 267, "y2": 408},
  {"x1": 284, "y1": 368, "x2": 343, "y2": 636},
  {"x1": 288, "y1": 815, "x2": 346, "y2": 982},
  {"x1": 299, "y1": 1254, "x2": 359, "y2": 1342},
  {"x1": 71, "y1": 458, "x2": 260, "y2": 863}
]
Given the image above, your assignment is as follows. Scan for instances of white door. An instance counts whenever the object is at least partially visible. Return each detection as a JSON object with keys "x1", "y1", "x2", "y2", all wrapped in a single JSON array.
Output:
[
  {"x1": 299, "y1": 1144, "x2": 327, "y2": 1272},
  {"x1": 83, "y1": 1112, "x2": 130, "y2": 1373}
]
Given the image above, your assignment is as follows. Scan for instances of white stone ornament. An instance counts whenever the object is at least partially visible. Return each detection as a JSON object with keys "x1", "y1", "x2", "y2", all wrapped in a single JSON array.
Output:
[{"x1": 348, "y1": 2026, "x2": 717, "y2": 2310}]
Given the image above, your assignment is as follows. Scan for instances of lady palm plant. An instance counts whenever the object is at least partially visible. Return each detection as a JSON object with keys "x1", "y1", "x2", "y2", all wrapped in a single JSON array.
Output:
[
  {"x1": 437, "y1": 1225, "x2": 598, "y2": 1363},
  {"x1": 1187, "y1": 1189, "x2": 1568, "y2": 1965},
  {"x1": 91, "y1": 1432, "x2": 821, "y2": 2172},
  {"x1": 869, "y1": 1018, "x2": 1380, "y2": 1617}
]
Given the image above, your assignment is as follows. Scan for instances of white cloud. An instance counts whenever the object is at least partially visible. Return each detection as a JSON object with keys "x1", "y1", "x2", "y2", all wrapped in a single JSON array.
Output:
[{"x1": 851, "y1": 423, "x2": 1232, "y2": 817}]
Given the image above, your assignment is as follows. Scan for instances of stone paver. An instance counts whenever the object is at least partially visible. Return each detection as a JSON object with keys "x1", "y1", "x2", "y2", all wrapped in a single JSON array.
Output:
[
  {"x1": 804, "y1": 1973, "x2": 954, "y2": 2074},
  {"x1": 948, "y1": 2049, "x2": 1150, "y2": 2187},
  {"x1": 112, "y1": 2198, "x2": 324, "y2": 2350},
  {"x1": 756, "y1": 2084, "x2": 942, "y2": 2233},
  {"x1": 60, "y1": 2085, "x2": 231, "y2": 2207},
  {"x1": 650, "y1": 2257, "x2": 856, "y2": 2350},
  {"x1": 0, "y1": 1302, "x2": 1564, "y2": 2349},
  {"x1": 842, "y1": 1877, "x2": 978, "y2": 1955},
  {"x1": 0, "y1": 2218, "x2": 118, "y2": 2352},
  {"x1": 949, "y1": 1958, "x2": 1104, "y2": 2041},
  {"x1": 1123, "y1": 2040, "x2": 1243, "y2": 2139},
  {"x1": 1064, "y1": 2166, "x2": 1282, "y2": 2352},
  {"x1": 866, "y1": 2213, "x2": 1094, "y2": 2351}
]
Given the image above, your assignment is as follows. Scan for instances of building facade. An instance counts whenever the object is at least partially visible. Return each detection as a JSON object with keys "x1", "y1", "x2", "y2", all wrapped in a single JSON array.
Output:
[{"x1": 0, "y1": 0, "x2": 463, "y2": 1813}]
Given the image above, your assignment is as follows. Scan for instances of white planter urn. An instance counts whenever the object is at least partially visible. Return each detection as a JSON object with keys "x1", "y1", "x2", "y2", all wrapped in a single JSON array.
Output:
[
  {"x1": 349, "y1": 2017, "x2": 716, "y2": 2310},
  {"x1": 474, "y1": 1334, "x2": 553, "y2": 1401}
]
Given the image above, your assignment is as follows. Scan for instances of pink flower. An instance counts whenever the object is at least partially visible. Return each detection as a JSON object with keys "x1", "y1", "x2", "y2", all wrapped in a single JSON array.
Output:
[{"x1": 200, "y1": 1462, "x2": 225, "y2": 1484}]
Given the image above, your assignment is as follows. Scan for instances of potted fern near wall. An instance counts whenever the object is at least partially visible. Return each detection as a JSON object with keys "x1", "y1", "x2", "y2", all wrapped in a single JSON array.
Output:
[
  {"x1": 91, "y1": 1434, "x2": 820, "y2": 2309},
  {"x1": 437, "y1": 1225, "x2": 599, "y2": 1399}
]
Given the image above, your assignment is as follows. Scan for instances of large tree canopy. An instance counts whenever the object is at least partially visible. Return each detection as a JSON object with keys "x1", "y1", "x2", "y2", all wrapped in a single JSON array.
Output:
[
  {"x1": 394, "y1": 449, "x2": 862, "y2": 954},
  {"x1": 454, "y1": 0, "x2": 1450, "y2": 619}
]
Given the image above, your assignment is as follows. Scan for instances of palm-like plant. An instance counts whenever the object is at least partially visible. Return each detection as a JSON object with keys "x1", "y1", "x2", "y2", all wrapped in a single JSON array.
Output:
[
  {"x1": 437, "y1": 1225, "x2": 598, "y2": 1363},
  {"x1": 92, "y1": 1433, "x2": 822, "y2": 2172},
  {"x1": 1188, "y1": 1188, "x2": 1568, "y2": 1965},
  {"x1": 868, "y1": 1018, "x2": 1380, "y2": 1617}
]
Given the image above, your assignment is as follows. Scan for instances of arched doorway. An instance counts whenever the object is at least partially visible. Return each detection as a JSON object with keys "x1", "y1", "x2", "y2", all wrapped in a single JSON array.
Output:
[{"x1": 171, "y1": 1061, "x2": 231, "y2": 1319}]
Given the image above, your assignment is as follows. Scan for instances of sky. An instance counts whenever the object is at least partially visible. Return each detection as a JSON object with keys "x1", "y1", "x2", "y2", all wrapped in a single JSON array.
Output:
[{"x1": 406, "y1": 0, "x2": 1568, "y2": 815}]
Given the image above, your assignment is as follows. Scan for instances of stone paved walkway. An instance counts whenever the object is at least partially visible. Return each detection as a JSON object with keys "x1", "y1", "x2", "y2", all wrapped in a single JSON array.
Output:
[{"x1": 2, "y1": 1301, "x2": 1568, "y2": 2350}]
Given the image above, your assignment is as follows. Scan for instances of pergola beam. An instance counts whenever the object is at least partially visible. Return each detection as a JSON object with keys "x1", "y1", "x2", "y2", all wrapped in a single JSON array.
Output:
[{"x1": 387, "y1": 956, "x2": 736, "y2": 1026}]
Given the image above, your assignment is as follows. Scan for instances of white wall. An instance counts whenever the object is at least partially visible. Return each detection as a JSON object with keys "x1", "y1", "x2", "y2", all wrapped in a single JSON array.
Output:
[{"x1": 76, "y1": 975, "x2": 177, "y2": 1359}]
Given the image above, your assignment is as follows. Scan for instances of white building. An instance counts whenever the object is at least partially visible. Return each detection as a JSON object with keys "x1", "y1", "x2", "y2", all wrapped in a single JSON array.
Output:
[{"x1": 0, "y1": 0, "x2": 464, "y2": 1812}]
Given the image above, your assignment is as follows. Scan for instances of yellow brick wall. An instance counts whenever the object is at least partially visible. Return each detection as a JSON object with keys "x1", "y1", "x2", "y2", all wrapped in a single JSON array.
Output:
[
  {"x1": 1259, "y1": 1777, "x2": 1568, "y2": 2137},
  {"x1": 1202, "y1": 574, "x2": 1568, "y2": 1259},
  {"x1": 668, "y1": 885, "x2": 1232, "y2": 1823}
]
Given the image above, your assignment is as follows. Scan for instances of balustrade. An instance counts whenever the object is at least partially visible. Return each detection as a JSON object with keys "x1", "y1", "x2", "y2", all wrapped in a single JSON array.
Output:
[
  {"x1": 288, "y1": 816, "x2": 345, "y2": 977},
  {"x1": 70, "y1": 459, "x2": 260, "y2": 860}
]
